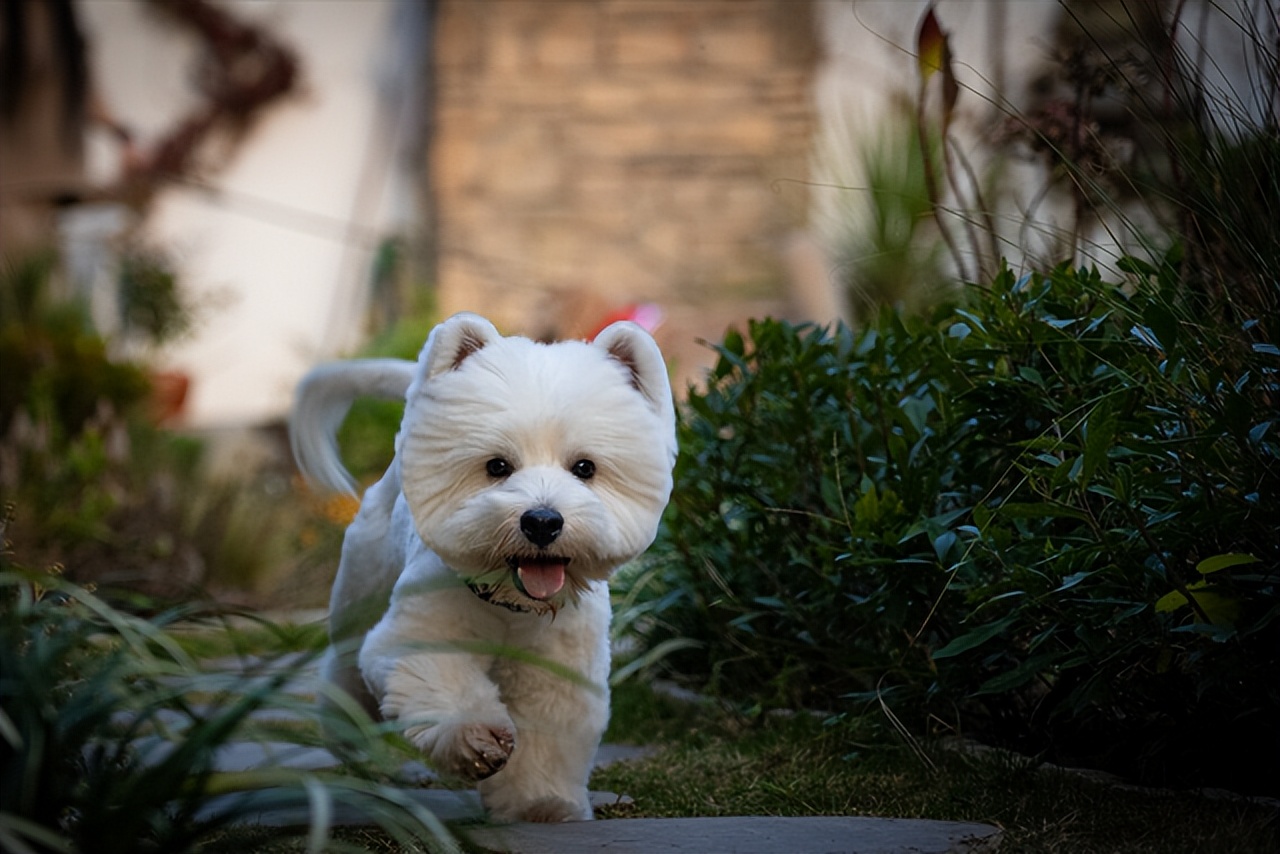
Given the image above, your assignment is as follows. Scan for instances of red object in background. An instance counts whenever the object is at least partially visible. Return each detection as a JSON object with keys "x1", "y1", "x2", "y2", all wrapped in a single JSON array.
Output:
[
  {"x1": 148, "y1": 370, "x2": 190, "y2": 425},
  {"x1": 589, "y1": 303, "x2": 664, "y2": 339}
]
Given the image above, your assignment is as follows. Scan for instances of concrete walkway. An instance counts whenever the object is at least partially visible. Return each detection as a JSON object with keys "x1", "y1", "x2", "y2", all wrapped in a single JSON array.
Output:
[{"x1": 171, "y1": 652, "x2": 1002, "y2": 852}]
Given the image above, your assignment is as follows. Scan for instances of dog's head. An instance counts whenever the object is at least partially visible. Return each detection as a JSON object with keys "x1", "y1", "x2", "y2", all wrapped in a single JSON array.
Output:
[{"x1": 397, "y1": 313, "x2": 677, "y2": 611}]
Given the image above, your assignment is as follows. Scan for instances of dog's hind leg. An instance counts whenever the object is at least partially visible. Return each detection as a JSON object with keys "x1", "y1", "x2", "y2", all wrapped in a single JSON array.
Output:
[
  {"x1": 318, "y1": 472, "x2": 408, "y2": 731},
  {"x1": 319, "y1": 644, "x2": 380, "y2": 719}
]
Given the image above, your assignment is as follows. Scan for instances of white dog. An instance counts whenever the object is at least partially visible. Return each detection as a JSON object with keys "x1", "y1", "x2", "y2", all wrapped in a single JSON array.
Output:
[{"x1": 290, "y1": 313, "x2": 677, "y2": 823}]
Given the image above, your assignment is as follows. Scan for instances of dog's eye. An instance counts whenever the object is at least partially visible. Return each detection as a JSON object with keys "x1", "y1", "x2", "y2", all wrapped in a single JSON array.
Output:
[
  {"x1": 570, "y1": 459, "x2": 596, "y2": 480},
  {"x1": 486, "y1": 458, "x2": 513, "y2": 478}
]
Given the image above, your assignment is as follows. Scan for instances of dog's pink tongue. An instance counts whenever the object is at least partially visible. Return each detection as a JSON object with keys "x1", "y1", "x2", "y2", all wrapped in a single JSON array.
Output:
[{"x1": 517, "y1": 561, "x2": 566, "y2": 600}]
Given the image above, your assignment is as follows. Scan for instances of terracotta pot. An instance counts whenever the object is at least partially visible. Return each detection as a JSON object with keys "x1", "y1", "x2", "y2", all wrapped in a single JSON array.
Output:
[{"x1": 148, "y1": 370, "x2": 190, "y2": 425}]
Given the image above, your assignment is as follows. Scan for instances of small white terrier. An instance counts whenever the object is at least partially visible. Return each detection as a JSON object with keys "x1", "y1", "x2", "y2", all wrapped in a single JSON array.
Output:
[{"x1": 290, "y1": 313, "x2": 677, "y2": 823}]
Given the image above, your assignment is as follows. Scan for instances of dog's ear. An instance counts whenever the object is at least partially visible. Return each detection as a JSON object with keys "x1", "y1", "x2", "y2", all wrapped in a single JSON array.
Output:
[
  {"x1": 593, "y1": 321, "x2": 675, "y2": 423},
  {"x1": 420, "y1": 313, "x2": 502, "y2": 379}
]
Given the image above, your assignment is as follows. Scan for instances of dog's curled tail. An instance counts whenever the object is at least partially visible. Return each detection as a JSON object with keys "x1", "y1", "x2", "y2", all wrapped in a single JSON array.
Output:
[{"x1": 290, "y1": 359, "x2": 416, "y2": 496}]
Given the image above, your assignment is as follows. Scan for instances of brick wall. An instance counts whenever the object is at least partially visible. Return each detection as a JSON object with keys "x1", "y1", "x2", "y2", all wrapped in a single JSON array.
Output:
[{"x1": 429, "y1": 0, "x2": 819, "y2": 380}]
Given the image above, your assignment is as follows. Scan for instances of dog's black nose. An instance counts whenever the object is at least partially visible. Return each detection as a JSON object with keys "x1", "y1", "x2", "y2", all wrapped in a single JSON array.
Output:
[{"x1": 520, "y1": 508, "x2": 563, "y2": 548}]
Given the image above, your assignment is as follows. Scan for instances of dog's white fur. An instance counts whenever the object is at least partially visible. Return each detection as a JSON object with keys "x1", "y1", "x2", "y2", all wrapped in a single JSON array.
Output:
[{"x1": 290, "y1": 313, "x2": 676, "y2": 823}]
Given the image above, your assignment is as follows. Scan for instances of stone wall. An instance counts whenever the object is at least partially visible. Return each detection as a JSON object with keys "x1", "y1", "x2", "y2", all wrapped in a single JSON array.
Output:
[{"x1": 429, "y1": 0, "x2": 819, "y2": 380}]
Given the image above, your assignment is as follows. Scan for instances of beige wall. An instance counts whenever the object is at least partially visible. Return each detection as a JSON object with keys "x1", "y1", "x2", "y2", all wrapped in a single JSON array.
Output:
[{"x1": 429, "y1": 0, "x2": 819, "y2": 383}]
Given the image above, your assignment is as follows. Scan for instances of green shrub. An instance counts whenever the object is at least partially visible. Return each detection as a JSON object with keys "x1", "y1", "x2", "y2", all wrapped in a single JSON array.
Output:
[
  {"x1": 618, "y1": 258, "x2": 1279, "y2": 793},
  {"x1": 117, "y1": 247, "x2": 194, "y2": 346},
  {"x1": 0, "y1": 254, "x2": 151, "y2": 442},
  {"x1": 0, "y1": 256, "x2": 301, "y2": 599}
]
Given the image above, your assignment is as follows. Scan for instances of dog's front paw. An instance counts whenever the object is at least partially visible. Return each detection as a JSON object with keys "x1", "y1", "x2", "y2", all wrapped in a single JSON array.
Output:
[{"x1": 413, "y1": 719, "x2": 516, "y2": 780}]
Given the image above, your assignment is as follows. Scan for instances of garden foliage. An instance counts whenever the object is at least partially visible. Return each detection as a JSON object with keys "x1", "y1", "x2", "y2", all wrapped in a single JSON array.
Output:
[
  {"x1": 618, "y1": 257, "x2": 1279, "y2": 792},
  {"x1": 0, "y1": 255, "x2": 321, "y2": 601},
  {"x1": 0, "y1": 545, "x2": 455, "y2": 854}
]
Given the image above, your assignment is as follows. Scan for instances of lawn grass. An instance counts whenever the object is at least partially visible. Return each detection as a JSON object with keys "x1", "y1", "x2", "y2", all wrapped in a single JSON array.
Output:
[{"x1": 591, "y1": 682, "x2": 1280, "y2": 854}]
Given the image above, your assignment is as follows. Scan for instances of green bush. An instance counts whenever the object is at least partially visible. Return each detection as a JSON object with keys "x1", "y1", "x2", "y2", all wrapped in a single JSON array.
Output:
[
  {"x1": 1, "y1": 254, "x2": 161, "y2": 573},
  {"x1": 0, "y1": 254, "x2": 151, "y2": 442},
  {"x1": 0, "y1": 255, "x2": 336, "y2": 603},
  {"x1": 618, "y1": 258, "x2": 1279, "y2": 793},
  {"x1": 116, "y1": 247, "x2": 193, "y2": 346}
]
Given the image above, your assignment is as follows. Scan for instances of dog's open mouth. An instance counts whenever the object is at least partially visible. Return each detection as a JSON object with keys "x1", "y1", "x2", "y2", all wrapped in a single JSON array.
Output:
[{"x1": 507, "y1": 555, "x2": 570, "y2": 600}]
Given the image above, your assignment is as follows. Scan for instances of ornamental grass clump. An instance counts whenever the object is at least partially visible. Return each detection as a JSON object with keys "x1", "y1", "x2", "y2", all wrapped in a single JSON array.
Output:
[{"x1": 0, "y1": 532, "x2": 456, "y2": 854}]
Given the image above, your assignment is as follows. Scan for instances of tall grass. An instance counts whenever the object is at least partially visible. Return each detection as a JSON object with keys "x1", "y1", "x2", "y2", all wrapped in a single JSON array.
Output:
[
  {"x1": 830, "y1": 1, "x2": 1278, "y2": 321},
  {"x1": 0, "y1": 528, "x2": 457, "y2": 854}
]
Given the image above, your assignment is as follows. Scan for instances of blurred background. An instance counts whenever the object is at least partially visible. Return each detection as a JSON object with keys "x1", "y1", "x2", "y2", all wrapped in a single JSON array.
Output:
[{"x1": 2, "y1": 0, "x2": 1272, "y2": 603}]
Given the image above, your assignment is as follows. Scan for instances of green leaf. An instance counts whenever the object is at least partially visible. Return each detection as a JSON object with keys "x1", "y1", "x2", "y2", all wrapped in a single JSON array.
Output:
[
  {"x1": 1130, "y1": 324, "x2": 1162, "y2": 349},
  {"x1": 1052, "y1": 572, "x2": 1090, "y2": 593},
  {"x1": 1195, "y1": 553, "x2": 1259, "y2": 575},
  {"x1": 932, "y1": 530, "x2": 957, "y2": 560},
  {"x1": 722, "y1": 328, "x2": 745, "y2": 357},
  {"x1": 610, "y1": 638, "x2": 704, "y2": 686},
  {"x1": 1194, "y1": 592, "x2": 1241, "y2": 627},
  {"x1": 932, "y1": 617, "x2": 1014, "y2": 659},
  {"x1": 1143, "y1": 303, "x2": 1181, "y2": 351},
  {"x1": 1017, "y1": 366, "x2": 1045, "y2": 386},
  {"x1": 975, "y1": 651, "x2": 1062, "y2": 696},
  {"x1": 854, "y1": 487, "x2": 881, "y2": 525},
  {"x1": 1155, "y1": 582, "x2": 1241, "y2": 627},
  {"x1": 1080, "y1": 400, "x2": 1117, "y2": 485}
]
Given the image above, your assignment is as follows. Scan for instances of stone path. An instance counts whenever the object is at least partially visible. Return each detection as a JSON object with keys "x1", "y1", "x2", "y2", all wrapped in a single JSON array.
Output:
[
  {"x1": 167, "y1": 650, "x2": 1002, "y2": 852},
  {"x1": 463, "y1": 816, "x2": 1001, "y2": 854}
]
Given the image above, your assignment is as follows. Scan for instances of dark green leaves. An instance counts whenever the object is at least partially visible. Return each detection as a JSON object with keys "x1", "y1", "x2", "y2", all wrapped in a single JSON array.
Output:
[
  {"x1": 619, "y1": 257, "x2": 1279, "y2": 792},
  {"x1": 932, "y1": 617, "x2": 1014, "y2": 659}
]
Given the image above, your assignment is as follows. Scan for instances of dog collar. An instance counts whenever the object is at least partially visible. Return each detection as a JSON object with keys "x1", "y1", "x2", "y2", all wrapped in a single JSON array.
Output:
[{"x1": 466, "y1": 579, "x2": 558, "y2": 618}]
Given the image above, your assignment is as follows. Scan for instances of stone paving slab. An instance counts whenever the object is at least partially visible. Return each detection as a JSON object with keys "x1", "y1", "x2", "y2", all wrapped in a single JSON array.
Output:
[
  {"x1": 201, "y1": 788, "x2": 633, "y2": 827},
  {"x1": 461, "y1": 816, "x2": 1002, "y2": 854},
  {"x1": 131, "y1": 736, "x2": 356, "y2": 775},
  {"x1": 210, "y1": 793, "x2": 1001, "y2": 854}
]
